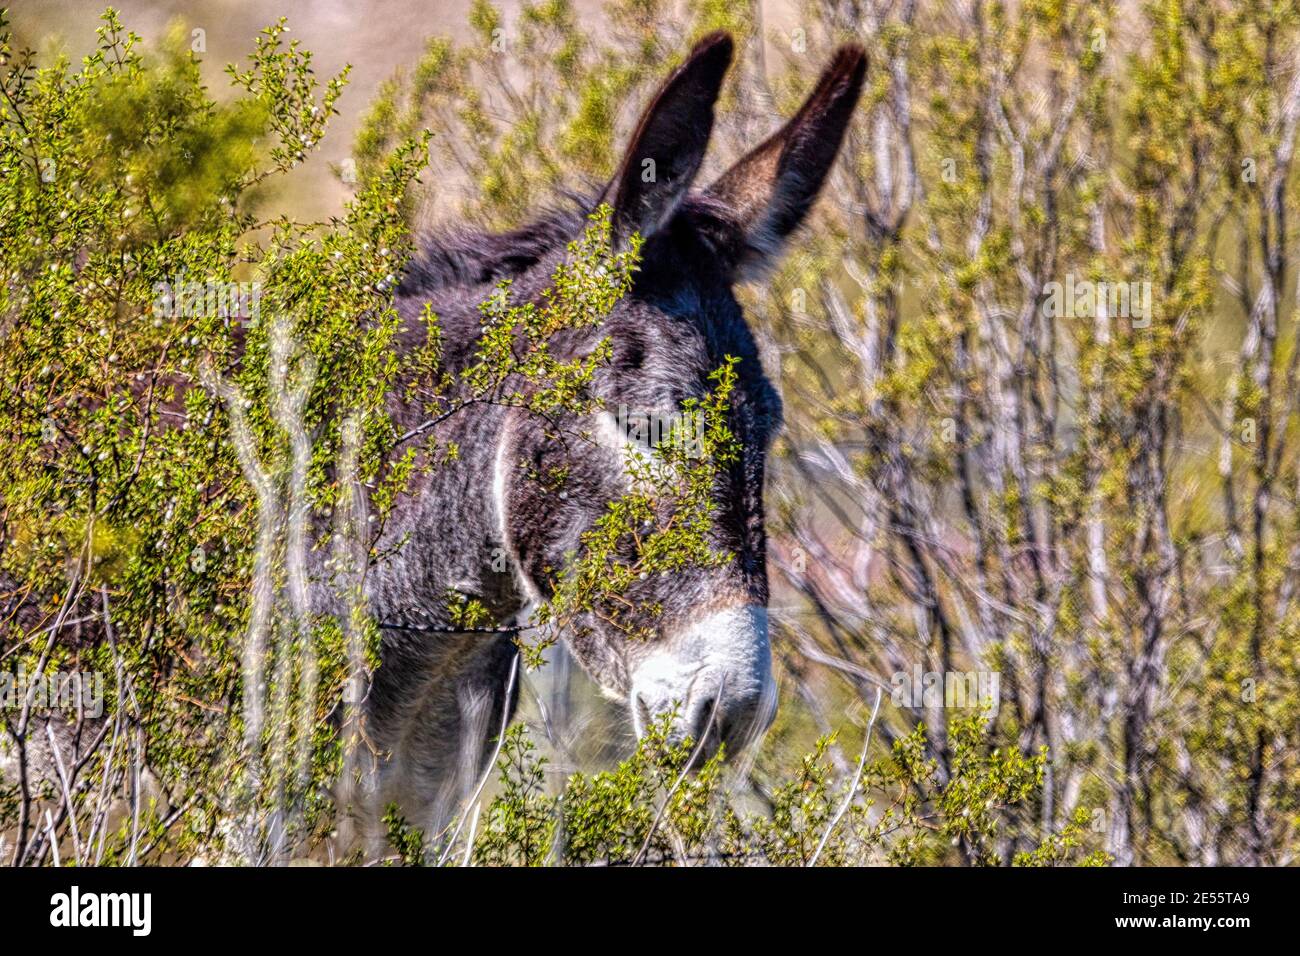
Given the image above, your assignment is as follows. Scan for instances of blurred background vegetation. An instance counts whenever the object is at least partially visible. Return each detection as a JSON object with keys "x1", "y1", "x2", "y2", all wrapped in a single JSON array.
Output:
[{"x1": 4, "y1": 0, "x2": 1299, "y2": 865}]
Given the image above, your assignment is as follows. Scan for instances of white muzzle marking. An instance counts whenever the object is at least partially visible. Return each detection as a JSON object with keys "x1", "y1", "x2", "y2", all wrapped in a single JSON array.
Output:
[{"x1": 628, "y1": 603, "x2": 775, "y2": 751}]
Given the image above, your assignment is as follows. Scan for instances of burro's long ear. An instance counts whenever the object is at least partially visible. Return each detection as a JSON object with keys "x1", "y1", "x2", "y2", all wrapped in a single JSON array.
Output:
[
  {"x1": 606, "y1": 31, "x2": 734, "y2": 246},
  {"x1": 707, "y1": 45, "x2": 866, "y2": 275}
]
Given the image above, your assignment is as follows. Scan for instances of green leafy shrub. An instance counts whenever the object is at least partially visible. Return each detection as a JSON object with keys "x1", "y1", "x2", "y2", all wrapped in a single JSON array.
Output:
[{"x1": 1, "y1": 5, "x2": 1126, "y2": 868}]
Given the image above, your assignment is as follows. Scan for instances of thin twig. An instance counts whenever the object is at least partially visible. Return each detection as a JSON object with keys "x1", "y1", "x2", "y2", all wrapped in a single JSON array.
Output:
[
  {"x1": 435, "y1": 651, "x2": 520, "y2": 866},
  {"x1": 808, "y1": 687, "x2": 883, "y2": 867},
  {"x1": 45, "y1": 809, "x2": 60, "y2": 867},
  {"x1": 45, "y1": 722, "x2": 84, "y2": 863},
  {"x1": 460, "y1": 802, "x2": 481, "y2": 867}
]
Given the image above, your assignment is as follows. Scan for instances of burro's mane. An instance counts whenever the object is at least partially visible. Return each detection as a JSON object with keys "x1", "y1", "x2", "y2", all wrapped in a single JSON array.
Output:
[
  {"x1": 401, "y1": 206, "x2": 587, "y2": 294},
  {"x1": 393, "y1": 204, "x2": 592, "y2": 377}
]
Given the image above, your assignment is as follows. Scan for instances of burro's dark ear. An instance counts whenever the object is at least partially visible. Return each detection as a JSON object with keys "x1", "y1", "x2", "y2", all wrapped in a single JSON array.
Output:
[
  {"x1": 707, "y1": 45, "x2": 866, "y2": 275},
  {"x1": 606, "y1": 31, "x2": 734, "y2": 246}
]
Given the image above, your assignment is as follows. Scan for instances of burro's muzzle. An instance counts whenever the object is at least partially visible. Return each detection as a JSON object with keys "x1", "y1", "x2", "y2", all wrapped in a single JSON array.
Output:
[{"x1": 628, "y1": 603, "x2": 776, "y2": 758}]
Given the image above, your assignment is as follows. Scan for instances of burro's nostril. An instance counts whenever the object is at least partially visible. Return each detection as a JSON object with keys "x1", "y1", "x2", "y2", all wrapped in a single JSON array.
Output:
[
  {"x1": 688, "y1": 695, "x2": 717, "y2": 744},
  {"x1": 714, "y1": 685, "x2": 770, "y2": 752},
  {"x1": 634, "y1": 692, "x2": 654, "y2": 737}
]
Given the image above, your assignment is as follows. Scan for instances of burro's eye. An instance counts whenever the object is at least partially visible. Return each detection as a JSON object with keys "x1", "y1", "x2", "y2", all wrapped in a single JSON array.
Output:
[{"x1": 608, "y1": 404, "x2": 706, "y2": 460}]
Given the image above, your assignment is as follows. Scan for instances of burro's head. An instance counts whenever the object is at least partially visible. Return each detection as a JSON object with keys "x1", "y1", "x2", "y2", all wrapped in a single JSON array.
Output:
[{"x1": 500, "y1": 33, "x2": 866, "y2": 759}]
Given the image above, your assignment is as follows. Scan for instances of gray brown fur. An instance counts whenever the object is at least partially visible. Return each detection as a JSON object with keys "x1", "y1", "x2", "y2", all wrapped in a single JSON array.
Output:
[{"x1": 354, "y1": 33, "x2": 867, "y2": 842}]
